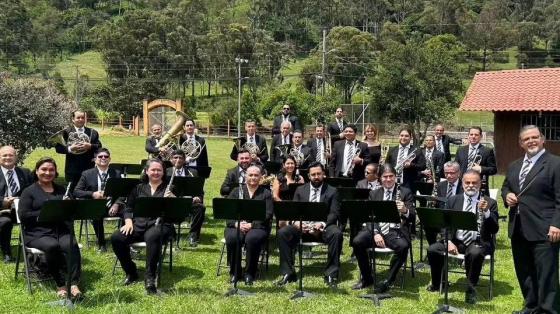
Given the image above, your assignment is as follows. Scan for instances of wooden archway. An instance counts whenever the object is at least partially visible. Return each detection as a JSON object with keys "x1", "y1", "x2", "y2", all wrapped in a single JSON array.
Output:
[{"x1": 142, "y1": 99, "x2": 183, "y2": 136}]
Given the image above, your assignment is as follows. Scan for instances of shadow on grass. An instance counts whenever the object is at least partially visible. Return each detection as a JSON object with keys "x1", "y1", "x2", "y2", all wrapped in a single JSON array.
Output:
[{"x1": 77, "y1": 289, "x2": 140, "y2": 308}]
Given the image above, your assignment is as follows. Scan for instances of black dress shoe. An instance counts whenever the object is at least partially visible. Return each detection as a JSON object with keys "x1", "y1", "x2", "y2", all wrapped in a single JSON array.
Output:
[
  {"x1": 188, "y1": 234, "x2": 198, "y2": 247},
  {"x1": 3, "y1": 255, "x2": 12, "y2": 263},
  {"x1": 97, "y1": 244, "x2": 107, "y2": 253},
  {"x1": 426, "y1": 284, "x2": 439, "y2": 292},
  {"x1": 230, "y1": 275, "x2": 242, "y2": 284},
  {"x1": 145, "y1": 279, "x2": 157, "y2": 295},
  {"x1": 465, "y1": 289, "x2": 477, "y2": 305},
  {"x1": 244, "y1": 274, "x2": 254, "y2": 286},
  {"x1": 124, "y1": 272, "x2": 139, "y2": 286},
  {"x1": 275, "y1": 273, "x2": 297, "y2": 287},
  {"x1": 374, "y1": 280, "x2": 390, "y2": 294},
  {"x1": 352, "y1": 280, "x2": 374, "y2": 290},
  {"x1": 324, "y1": 275, "x2": 338, "y2": 288}
]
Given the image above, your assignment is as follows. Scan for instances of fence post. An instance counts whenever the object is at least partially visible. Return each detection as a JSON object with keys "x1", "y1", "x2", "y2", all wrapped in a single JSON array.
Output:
[{"x1": 227, "y1": 120, "x2": 230, "y2": 138}]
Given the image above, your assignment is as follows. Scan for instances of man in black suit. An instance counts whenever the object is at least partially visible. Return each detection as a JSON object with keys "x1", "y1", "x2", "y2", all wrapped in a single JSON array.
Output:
[
  {"x1": 307, "y1": 124, "x2": 328, "y2": 167},
  {"x1": 178, "y1": 118, "x2": 209, "y2": 170},
  {"x1": 275, "y1": 162, "x2": 343, "y2": 288},
  {"x1": 351, "y1": 164, "x2": 416, "y2": 292},
  {"x1": 290, "y1": 130, "x2": 314, "y2": 169},
  {"x1": 145, "y1": 123, "x2": 165, "y2": 159},
  {"x1": 329, "y1": 124, "x2": 369, "y2": 182},
  {"x1": 74, "y1": 148, "x2": 122, "y2": 252},
  {"x1": 385, "y1": 127, "x2": 426, "y2": 191},
  {"x1": 230, "y1": 120, "x2": 269, "y2": 164},
  {"x1": 272, "y1": 104, "x2": 302, "y2": 136},
  {"x1": 434, "y1": 124, "x2": 462, "y2": 162},
  {"x1": 270, "y1": 121, "x2": 293, "y2": 163},
  {"x1": 420, "y1": 135, "x2": 445, "y2": 181},
  {"x1": 454, "y1": 127, "x2": 496, "y2": 194},
  {"x1": 54, "y1": 110, "x2": 102, "y2": 189},
  {"x1": 327, "y1": 107, "x2": 347, "y2": 148},
  {"x1": 427, "y1": 170, "x2": 499, "y2": 305},
  {"x1": 502, "y1": 125, "x2": 560, "y2": 314},
  {"x1": 0, "y1": 146, "x2": 34, "y2": 262},
  {"x1": 220, "y1": 149, "x2": 252, "y2": 197},
  {"x1": 166, "y1": 150, "x2": 205, "y2": 247}
]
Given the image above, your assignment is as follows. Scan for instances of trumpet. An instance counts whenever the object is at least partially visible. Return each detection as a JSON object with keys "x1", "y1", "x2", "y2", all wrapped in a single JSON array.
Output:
[
  {"x1": 467, "y1": 154, "x2": 483, "y2": 170},
  {"x1": 395, "y1": 148, "x2": 417, "y2": 172}
]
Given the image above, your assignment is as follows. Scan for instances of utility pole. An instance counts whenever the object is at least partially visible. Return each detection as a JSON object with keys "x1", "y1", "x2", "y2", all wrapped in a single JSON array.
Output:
[
  {"x1": 321, "y1": 28, "x2": 327, "y2": 96},
  {"x1": 75, "y1": 66, "x2": 80, "y2": 105},
  {"x1": 235, "y1": 57, "x2": 248, "y2": 138}
]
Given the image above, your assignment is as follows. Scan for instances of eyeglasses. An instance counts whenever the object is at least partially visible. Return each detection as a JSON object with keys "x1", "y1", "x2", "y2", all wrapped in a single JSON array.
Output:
[{"x1": 97, "y1": 155, "x2": 109, "y2": 159}]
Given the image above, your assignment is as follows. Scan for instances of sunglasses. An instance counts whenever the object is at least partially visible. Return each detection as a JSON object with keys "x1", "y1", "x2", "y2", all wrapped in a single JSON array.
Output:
[{"x1": 97, "y1": 155, "x2": 109, "y2": 159}]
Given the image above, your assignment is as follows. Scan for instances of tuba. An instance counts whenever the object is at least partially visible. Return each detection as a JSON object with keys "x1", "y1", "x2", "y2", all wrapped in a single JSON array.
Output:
[{"x1": 154, "y1": 111, "x2": 189, "y2": 161}]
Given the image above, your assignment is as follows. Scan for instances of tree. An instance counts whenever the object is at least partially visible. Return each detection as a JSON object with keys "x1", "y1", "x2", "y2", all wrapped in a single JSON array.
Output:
[
  {"x1": 367, "y1": 34, "x2": 464, "y2": 142},
  {"x1": 0, "y1": 1, "x2": 34, "y2": 72}
]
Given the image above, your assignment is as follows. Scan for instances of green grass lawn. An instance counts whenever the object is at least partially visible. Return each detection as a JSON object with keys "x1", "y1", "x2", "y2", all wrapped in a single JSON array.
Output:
[{"x1": 0, "y1": 135, "x2": 524, "y2": 313}]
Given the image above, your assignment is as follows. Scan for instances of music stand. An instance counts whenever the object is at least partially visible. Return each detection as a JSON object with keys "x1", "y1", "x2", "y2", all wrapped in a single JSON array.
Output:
[
  {"x1": 325, "y1": 177, "x2": 355, "y2": 187},
  {"x1": 273, "y1": 201, "x2": 329, "y2": 300},
  {"x1": 342, "y1": 200, "x2": 401, "y2": 305},
  {"x1": 416, "y1": 207, "x2": 477, "y2": 314},
  {"x1": 192, "y1": 166, "x2": 212, "y2": 179},
  {"x1": 39, "y1": 199, "x2": 107, "y2": 309},
  {"x1": 264, "y1": 161, "x2": 282, "y2": 175},
  {"x1": 172, "y1": 177, "x2": 204, "y2": 197},
  {"x1": 212, "y1": 198, "x2": 266, "y2": 297},
  {"x1": 110, "y1": 163, "x2": 143, "y2": 177},
  {"x1": 104, "y1": 178, "x2": 141, "y2": 199},
  {"x1": 414, "y1": 195, "x2": 446, "y2": 269},
  {"x1": 337, "y1": 187, "x2": 370, "y2": 200},
  {"x1": 279, "y1": 183, "x2": 304, "y2": 201},
  {"x1": 415, "y1": 182, "x2": 435, "y2": 196}
]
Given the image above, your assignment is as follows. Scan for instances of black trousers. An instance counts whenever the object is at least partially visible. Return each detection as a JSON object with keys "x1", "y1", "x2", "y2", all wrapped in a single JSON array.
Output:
[
  {"x1": 224, "y1": 227, "x2": 268, "y2": 277},
  {"x1": 511, "y1": 220, "x2": 560, "y2": 314},
  {"x1": 427, "y1": 240, "x2": 491, "y2": 290},
  {"x1": 26, "y1": 233, "x2": 81, "y2": 287},
  {"x1": 111, "y1": 224, "x2": 174, "y2": 281},
  {"x1": 91, "y1": 219, "x2": 106, "y2": 246},
  {"x1": 0, "y1": 216, "x2": 13, "y2": 255},
  {"x1": 277, "y1": 224, "x2": 343, "y2": 277},
  {"x1": 352, "y1": 228, "x2": 409, "y2": 284},
  {"x1": 189, "y1": 203, "x2": 206, "y2": 239}
]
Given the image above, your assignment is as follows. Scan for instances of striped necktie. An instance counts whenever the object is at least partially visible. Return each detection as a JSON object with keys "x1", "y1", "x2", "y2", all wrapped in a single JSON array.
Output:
[
  {"x1": 397, "y1": 146, "x2": 406, "y2": 165},
  {"x1": 345, "y1": 141, "x2": 354, "y2": 173},
  {"x1": 519, "y1": 159, "x2": 532, "y2": 189},
  {"x1": 437, "y1": 139, "x2": 443, "y2": 153},
  {"x1": 99, "y1": 172, "x2": 108, "y2": 191},
  {"x1": 311, "y1": 188, "x2": 320, "y2": 202},
  {"x1": 316, "y1": 139, "x2": 324, "y2": 164},
  {"x1": 446, "y1": 182, "x2": 454, "y2": 198},
  {"x1": 461, "y1": 197, "x2": 477, "y2": 246},
  {"x1": 468, "y1": 145, "x2": 477, "y2": 164},
  {"x1": 7, "y1": 170, "x2": 18, "y2": 196},
  {"x1": 380, "y1": 189, "x2": 392, "y2": 235}
]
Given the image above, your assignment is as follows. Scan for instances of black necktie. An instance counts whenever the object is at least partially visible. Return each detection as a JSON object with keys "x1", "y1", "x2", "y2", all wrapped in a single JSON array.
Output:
[{"x1": 100, "y1": 172, "x2": 108, "y2": 191}]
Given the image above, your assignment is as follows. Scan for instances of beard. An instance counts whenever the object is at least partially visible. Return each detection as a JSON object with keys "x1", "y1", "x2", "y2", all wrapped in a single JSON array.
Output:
[{"x1": 464, "y1": 188, "x2": 478, "y2": 197}]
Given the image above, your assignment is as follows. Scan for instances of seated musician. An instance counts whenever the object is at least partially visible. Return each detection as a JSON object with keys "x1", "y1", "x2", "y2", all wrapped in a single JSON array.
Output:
[
  {"x1": 111, "y1": 159, "x2": 176, "y2": 294},
  {"x1": 275, "y1": 162, "x2": 343, "y2": 288},
  {"x1": 356, "y1": 163, "x2": 381, "y2": 191},
  {"x1": 73, "y1": 148, "x2": 122, "y2": 252},
  {"x1": 426, "y1": 170, "x2": 498, "y2": 305},
  {"x1": 166, "y1": 149, "x2": 205, "y2": 247},
  {"x1": 220, "y1": 149, "x2": 252, "y2": 197},
  {"x1": 351, "y1": 164, "x2": 415, "y2": 293},
  {"x1": 224, "y1": 165, "x2": 273, "y2": 285},
  {"x1": 19, "y1": 157, "x2": 83, "y2": 299},
  {"x1": 272, "y1": 156, "x2": 305, "y2": 202}
]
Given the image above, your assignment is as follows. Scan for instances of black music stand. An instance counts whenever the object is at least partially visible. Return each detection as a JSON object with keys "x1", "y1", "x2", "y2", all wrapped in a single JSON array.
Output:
[
  {"x1": 337, "y1": 187, "x2": 370, "y2": 200},
  {"x1": 212, "y1": 198, "x2": 266, "y2": 297},
  {"x1": 416, "y1": 207, "x2": 477, "y2": 314},
  {"x1": 172, "y1": 177, "x2": 204, "y2": 197},
  {"x1": 273, "y1": 201, "x2": 329, "y2": 300},
  {"x1": 414, "y1": 195, "x2": 446, "y2": 270},
  {"x1": 104, "y1": 178, "x2": 141, "y2": 199},
  {"x1": 264, "y1": 161, "x2": 282, "y2": 175},
  {"x1": 39, "y1": 199, "x2": 107, "y2": 309},
  {"x1": 279, "y1": 183, "x2": 304, "y2": 200},
  {"x1": 110, "y1": 163, "x2": 143, "y2": 177},
  {"x1": 325, "y1": 177, "x2": 355, "y2": 187},
  {"x1": 342, "y1": 200, "x2": 400, "y2": 305},
  {"x1": 296, "y1": 169, "x2": 309, "y2": 182},
  {"x1": 192, "y1": 166, "x2": 212, "y2": 179}
]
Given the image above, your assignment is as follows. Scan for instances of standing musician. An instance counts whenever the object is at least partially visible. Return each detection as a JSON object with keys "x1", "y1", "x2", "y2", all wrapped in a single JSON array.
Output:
[
  {"x1": 220, "y1": 149, "x2": 252, "y2": 197},
  {"x1": 502, "y1": 125, "x2": 560, "y2": 314},
  {"x1": 420, "y1": 135, "x2": 445, "y2": 182},
  {"x1": 230, "y1": 120, "x2": 269, "y2": 165},
  {"x1": 454, "y1": 126, "x2": 497, "y2": 194},
  {"x1": 427, "y1": 170, "x2": 498, "y2": 305},
  {"x1": 272, "y1": 104, "x2": 302, "y2": 136},
  {"x1": 178, "y1": 118, "x2": 209, "y2": 169},
  {"x1": 73, "y1": 148, "x2": 122, "y2": 252},
  {"x1": 329, "y1": 124, "x2": 370, "y2": 182},
  {"x1": 272, "y1": 156, "x2": 305, "y2": 202},
  {"x1": 224, "y1": 165, "x2": 273, "y2": 285},
  {"x1": 290, "y1": 130, "x2": 314, "y2": 169},
  {"x1": 356, "y1": 163, "x2": 381, "y2": 191},
  {"x1": 54, "y1": 110, "x2": 102, "y2": 190},
  {"x1": 166, "y1": 150, "x2": 205, "y2": 247},
  {"x1": 145, "y1": 123, "x2": 166, "y2": 159},
  {"x1": 111, "y1": 159, "x2": 176, "y2": 295},
  {"x1": 434, "y1": 124, "x2": 462, "y2": 162},
  {"x1": 270, "y1": 121, "x2": 293, "y2": 163},
  {"x1": 19, "y1": 157, "x2": 83, "y2": 299},
  {"x1": 351, "y1": 164, "x2": 415, "y2": 292},
  {"x1": 307, "y1": 124, "x2": 328, "y2": 167},
  {"x1": 327, "y1": 107, "x2": 347, "y2": 148},
  {"x1": 0, "y1": 146, "x2": 34, "y2": 263},
  {"x1": 363, "y1": 124, "x2": 382, "y2": 165},
  {"x1": 385, "y1": 127, "x2": 426, "y2": 191},
  {"x1": 275, "y1": 162, "x2": 343, "y2": 288}
]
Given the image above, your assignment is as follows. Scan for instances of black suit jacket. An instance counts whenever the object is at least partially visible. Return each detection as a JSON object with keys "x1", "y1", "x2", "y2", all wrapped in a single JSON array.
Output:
[
  {"x1": 291, "y1": 144, "x2": 314, "y2": 169},
  {"x1": 421, "y1": 148, "x2": 445, "y2": 180},
  {"x1": 226, "y1": 186, "x2": 273, "y2": 229},
  {"x1": 386, "y1": 145, "x2": 426, "y2": 189},
  {"x1": 446, "y1": 193, "x2": 499, "y2": 251},
  {"x1": 0, "y1": 167, "x2": 34, "y2": 199},
  {"x1": 455, "y1": 144, "x2": 497, "y2": 178},
  {"x1": 293, "y1": 183, "x2": 340, "y2": 227},
  {"x1": 178, "y1": 134, "x2": 209, "y2": 167},
  {"x1": 501, "y1": 151, "x2": 560, "y2": 241},
  {"x1": 145, "y1": 136, "x2": 160, "y2": 155},
  {"x1": 54, "y1": 126, "x2": 102, "y2": 179},
  {"x1": 436, "y1": 134, "x2": 462, "y2": 162},
  {"x1": 329, "y1": 140, "x2": 370, "y2": 181},
  {"x1": 307, "y1": 137, "x2": 327, "y2": 164},
  {"x1": 220, "y1": 166, "x2": 244, "y2": 197},
  {"x1": 436, "y1": 179, "x2": 463, "y2": 200},
  {"x1": 327, "y1": 120, "x2": 348, "y2": 147},
  {"x1": 368, "y1": 186, "x2": 416, "y2": 242},
  {"x1": 272, "y1": 115, "x2": 302, "y2": 135},
  {"x1": 270, "y1": 134, "x2": 293, "y2": 163},
  {"x1": 230, "y1": 134, "x2": 269, "y2": 164},
  {"x1": 73, "y1": 167, "x2": 121, "y2": 199}
]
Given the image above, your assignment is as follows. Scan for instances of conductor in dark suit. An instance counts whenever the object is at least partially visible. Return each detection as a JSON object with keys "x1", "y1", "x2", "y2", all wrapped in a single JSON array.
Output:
[
  {"x1": 385, "y1": 127, "x2": 426, "y2": 191},
  {"x1": 419, "y1": 135, "x2": 445, "y2": 181},
  {"x1": 54, "y1": 110, "x2": 102, "y2": 188},
  {"x1": 74, "y1": 148, "x2": 122, "y2": 252},
  {"x1": 270, "y1": 121, "x2": 293, "y2": 163},
  {"x1": 329, "y1": 124, "x2": 369, "y2": 182},
  {"x1": 327, "y1": 107, "x2": 347, "y2": 148},
  {"x1": 434, "y1": 124, "x2": 462, "y2": 162},
  {"x1": 454, "y1": 127, "x2": 497, "y2": 194},
  {"x1": 0, "y1": 146, "x2": 34, "y2": 262},
  {"x1": 272, "y1": 104, "x2": 302, "y2": 135},
  {"x1": 502, "y1": 125, "x2": 560, "y2": 314},
  {"x1": 177, "y1": 118, "x2": 209, "y2": 169},
  {"x1": 220, "y1": 149, "x2": 252, "y2": 197},
  {"x1": 275, "y1": 162, "x2": 343, "y2": 288},
  {"x1": 427, "y1": 170, "x2": 499, "y2": 305},
  {"x1": 351, "y1": 164, "x2": 416, "y2": 292},
  {"x1": 230, "y1": 120, "x2": 268, "y2": 164}
]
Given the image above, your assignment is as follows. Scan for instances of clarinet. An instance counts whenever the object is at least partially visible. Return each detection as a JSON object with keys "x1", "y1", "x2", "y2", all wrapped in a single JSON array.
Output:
[
  {"x1": 238, "y1": 176, "x2": 244, "y2": 199},
  {"x1": 63, "y1": 182, "x2": 72, "y2": 200}
]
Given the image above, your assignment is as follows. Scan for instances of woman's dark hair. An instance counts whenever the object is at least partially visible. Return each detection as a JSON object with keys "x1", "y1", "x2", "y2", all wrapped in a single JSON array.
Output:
[
  {"x1": 279, "y1": 155, "x2": 297, "y2": 181},
  {"x1": 141, "y1": 158, "x2": 167, "y2": 183},
  {"x1": 33, "y1": 157, "x2": 59, "y2": 180}
]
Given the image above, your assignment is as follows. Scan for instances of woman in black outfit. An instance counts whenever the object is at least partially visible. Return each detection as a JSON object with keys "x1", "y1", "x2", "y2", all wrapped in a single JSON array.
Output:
[
  {"x1": 272, "y1": 156, "x2": 305, "y2": 202},
  {"x1": 225, "y1": 165, "x2": 273, "y2": 286},
  {"x1": 111, "y1": 158, "x2": 176, "y2": 295},
  {"x1": 19, "y1": 157, "x2": 82, "y2": 299},
  {"x1": 363, "y1": 124, "x2": 382, "y2": 164}
]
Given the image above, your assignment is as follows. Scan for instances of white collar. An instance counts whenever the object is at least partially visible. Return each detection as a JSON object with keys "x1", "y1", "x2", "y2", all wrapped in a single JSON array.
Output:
[
  {"x1": 1, "y1": 166, "x2": 16, "y2": 176},
  {"x1": 524, "y1": 148, "x2": 546, "y2": 164}
]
